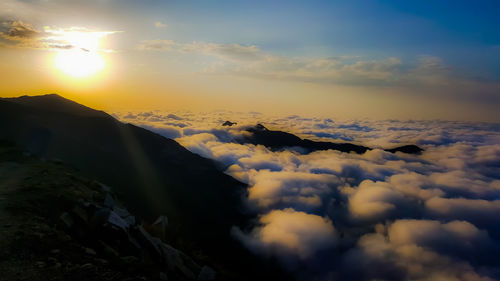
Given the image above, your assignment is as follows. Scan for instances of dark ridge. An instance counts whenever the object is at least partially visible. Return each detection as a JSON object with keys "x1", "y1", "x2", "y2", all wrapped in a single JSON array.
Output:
[
  {"x1": 241, "y1": 124, "x2": 422, "y2": 155},
  {"x1": 0, "y1": 94, "x2": 290, "y2": 280},
  {"x1": 384, "y1": 144, "x2": 424, "y2": 154},
  {"x1": 3, "y1": 94, "x2": 108, "y2": 117},
  {"x1": 222, "y1": 121, "x2": 237, "y2": 126}
]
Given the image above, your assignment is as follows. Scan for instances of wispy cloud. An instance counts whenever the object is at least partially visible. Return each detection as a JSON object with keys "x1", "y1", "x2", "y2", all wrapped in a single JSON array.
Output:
[
  {"x1": 136, "y1": 38, "x2": 500, "y2": 102},
  {"x1": 0, "y1": 21, "x2": 120, "y2": 52}
]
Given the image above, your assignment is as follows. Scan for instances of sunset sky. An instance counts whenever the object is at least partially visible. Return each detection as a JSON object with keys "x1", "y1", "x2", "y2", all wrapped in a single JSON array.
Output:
[{"x1": 0, "y1": 0, "x2": 499, "y2": 121}]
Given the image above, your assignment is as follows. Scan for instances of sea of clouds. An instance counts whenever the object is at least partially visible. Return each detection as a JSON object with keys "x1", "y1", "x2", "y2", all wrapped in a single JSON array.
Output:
[{"x1": 114, "y1": 110, "x2": 500, "y2": 281}]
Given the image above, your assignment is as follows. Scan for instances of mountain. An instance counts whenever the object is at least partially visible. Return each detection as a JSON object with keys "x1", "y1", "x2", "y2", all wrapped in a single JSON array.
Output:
[
  {"x1": 0, "y1": 141, "x2": 208, "y2": 281},
  {"x1": 0, "y1": 94, "x2": 288, "y2": 280},
  {"x1": 239, "y1": 123, "x2": 423, "y2": 154}
]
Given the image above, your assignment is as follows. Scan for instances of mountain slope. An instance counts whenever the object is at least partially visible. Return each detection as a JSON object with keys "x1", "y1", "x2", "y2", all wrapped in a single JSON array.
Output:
[
  {"x1": 0, "y1": 94, "x2": 289, "y2": 280},
  {"x1": 0, "y1": 141, "x2": 206, "y2": 281}
]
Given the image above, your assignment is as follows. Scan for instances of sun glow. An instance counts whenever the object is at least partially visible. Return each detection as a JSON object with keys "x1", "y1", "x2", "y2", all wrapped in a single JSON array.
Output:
[
  {"x1": 50, "y1": 28, "x2": 112, "y2": 78},
  {"x1": 54, "y1": 50, "x2": 105, "y2": 78}
]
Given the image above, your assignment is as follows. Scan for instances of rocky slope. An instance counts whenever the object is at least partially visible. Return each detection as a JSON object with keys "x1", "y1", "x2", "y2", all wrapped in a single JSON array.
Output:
[{"x1": 0, "y1": 141, "x2": 214, "y2": 281}]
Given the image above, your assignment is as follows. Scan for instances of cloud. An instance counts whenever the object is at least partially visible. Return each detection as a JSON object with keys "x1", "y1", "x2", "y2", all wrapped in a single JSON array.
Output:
[
  {"x1": 140, "y1": 124, "x2": 182, "y2": 139},
  {"x1": 232, "y1": 208, "x2": 337, "y2": 260},
  {"x1": 425, "y1": 197, "x2": 500, "y2": 228},
  {"x1": 137, "y1": 39, "x2": 261, "y2": 61},
  {"x1": 136, "y1": 38, "x2": 500, "y2": 101},
  {"x1": 0, "y1": 21, "x2": 119, "y2": 52},
  {"x1": 137, "y1": 39, "x2": 175, "y2": 51},
  {"x1": 346, "y1": 179, "x2": 412, "y2": 221},
  {"x1": 246, "y1": 170, "x2": 339, "y2": 211},
  {"x1": 180, "y1": 42, "x2": 261, "y2": 61},
  {"x1": 113, "y1": 110, "x2": 500, "y2": 280},
  {"x1": 166, "y1": 113, "x2": 183, "y2": 120},
  {"x1": 155, "y1": 21, "x2": 167, "y2": 28},
  {"x1": 0, "y1": 20, "x2": 38, "y2": 40},
  {"x1": 342, "y1": 220, "x2": 498, "y2": 281}
]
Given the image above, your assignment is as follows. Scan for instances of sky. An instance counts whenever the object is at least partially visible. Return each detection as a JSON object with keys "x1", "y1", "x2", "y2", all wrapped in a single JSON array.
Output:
[{"x1": 0, "y1": 0, "x2": 499, "y2": 121}]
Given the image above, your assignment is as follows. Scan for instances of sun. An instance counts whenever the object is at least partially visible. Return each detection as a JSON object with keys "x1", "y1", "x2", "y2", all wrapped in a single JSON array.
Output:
[
  {"x1": 54, "y1": 50, "x2": 105, "y2": 78},
  {"x1": 50, "y1": 29, "x2": 110, "y2": 78}
]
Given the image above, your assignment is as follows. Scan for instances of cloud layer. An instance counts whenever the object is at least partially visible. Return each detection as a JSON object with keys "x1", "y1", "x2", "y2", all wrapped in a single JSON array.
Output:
[{"x1": 116, "y1": 110, "x2": 500, "y2": 280}]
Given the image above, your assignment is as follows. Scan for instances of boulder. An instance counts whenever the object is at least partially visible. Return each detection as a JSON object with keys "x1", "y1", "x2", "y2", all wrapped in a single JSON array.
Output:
[
  {"x1": 152, "y1": 215, "x2": 168, "y2": 240},
  {"x1": 157, "y1": 242, "x2": 201, "y2": 279},
  {"x1": 131, "y1": 226, "x2": 163, "y2": 262},
  {"x1": 59, "y1": 212, "x2": 74, "y2": 228},
  {"x1": 198, "y1": 266, "x2": 216, "y2": 280},
  {"x1": 107, "y1": 211, "x2": 129, "y2": 231},
  {"x1": 103, "y1": 193, "x2": 115, "y2": 209}
]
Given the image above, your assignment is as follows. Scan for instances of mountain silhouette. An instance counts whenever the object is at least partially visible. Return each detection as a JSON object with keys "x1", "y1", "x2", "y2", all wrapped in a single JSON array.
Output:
[
  {"x1": 0, "y1": 94, "x2": 288, "y2": 280},
  {"x1": 241, "y1": 123, "x2": 423, "y2": 154}
]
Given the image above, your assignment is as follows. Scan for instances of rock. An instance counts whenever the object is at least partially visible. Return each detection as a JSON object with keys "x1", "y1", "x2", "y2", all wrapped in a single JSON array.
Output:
[
  {"x1": 198, "y1": 266, "x2": 216, "y2": 280},
  {"x1": 121, "y1": 256, "x2": 140, "y2": 264},
  {"x1": 35, "y1": 261, "x2": 46, "y2": 268},
  {"x1": 115, "y1": 206, "x2": 136, "y2": 226},
  {"x1": 107, "y1": 211, "x2": 129, "y2": 231},
  {"x1": 153, "y1": 216, "x2": 168, "y2": 228},
  {"x1": 85, "y1": 248, "x2": 97, "y2": 256},
  {"x1": 124, "y1": 215, "x2": 136, "y2": 226},
  {"x1": 128, "y1": 226, "x2": 163, "y2": 263},
  {"x1": 99, "y1": 241, "x2": 120, "y2": 258},
  {"x1": 159, "y1": 272, "x2": 168, "y2": 281},
  {"x1": 50, "y1": 249, "x2": 60, "y2": 254},
  {"x1": 80, "y1": 263, "x2": 94, "y2": 270},
  {"x1": 153, "y1": 216, "x2": 168, "y2": 240},
  {"x1": 59, "y1": 212, "x2": 74, "y2": 228},
  {"x1": 114, "y1": 206, "x2": 131, "y2": 218},
  {"x1": 72, "y1": 205, "x2": 89, "y2": 223},
  {"x1": 99, "y1": 183, "x2": 112, "y2": 192},
  {"x1": 103, "y1": 193, "x2": 115, "y2": 209},
  {"x1": 90, "y1": 208, "x2": 111, "y2": 228},
  {"x1": 157, "y1": 242, "x2": 201, "y2": 279},
  {"x1": 94, "y1": 258, "x2": 108, "y2": 265}
]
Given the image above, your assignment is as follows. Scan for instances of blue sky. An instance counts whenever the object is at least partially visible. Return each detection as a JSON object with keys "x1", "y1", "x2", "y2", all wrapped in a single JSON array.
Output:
[{"x1": 157, "y1": 0, "x2": 499, "y2": 69}]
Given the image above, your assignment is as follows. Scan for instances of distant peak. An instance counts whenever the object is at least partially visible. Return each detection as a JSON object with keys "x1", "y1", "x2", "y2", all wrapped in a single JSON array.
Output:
[
  {"x1": 245, "y1": 123, "x2": 269, "y2": 132},
  {"x1": 17, "y1": 93, "x2": 67, "y2": 101},
  {"x1": 255, "y1": 123, "x2": 268, "y2": 131},
  {"x1": 1, "y1": 93, "x2": 107, "y2": 118},
  {"x1": 222, "y1": 121, "x2": 237, "y2": 126},
  {"x1": 43, "y1": 93, "x2": 64, "y2": 98}
]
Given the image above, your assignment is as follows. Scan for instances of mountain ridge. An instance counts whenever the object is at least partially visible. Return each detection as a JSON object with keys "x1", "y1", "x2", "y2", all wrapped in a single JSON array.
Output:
[
  {"x1": 0, "y1": 93, "x2": 289, "y2": 280},
  {"x1": 239, "y1": 123, "x2": 423, "y2": 154}
]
